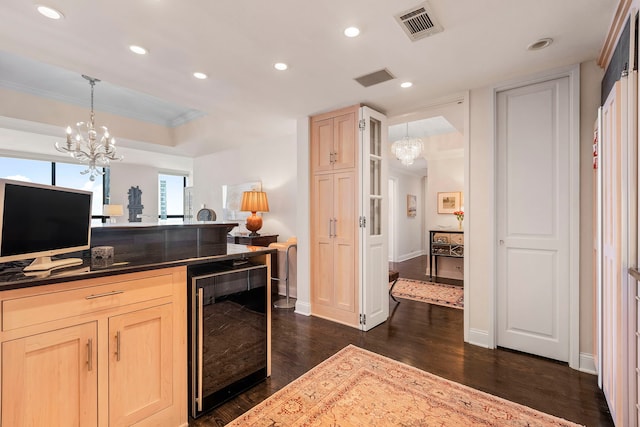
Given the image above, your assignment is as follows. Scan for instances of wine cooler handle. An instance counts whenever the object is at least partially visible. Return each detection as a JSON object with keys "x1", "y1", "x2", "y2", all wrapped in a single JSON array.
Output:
[{"x1": 197, "y1": 288, "x2": 204, "y2": 412}]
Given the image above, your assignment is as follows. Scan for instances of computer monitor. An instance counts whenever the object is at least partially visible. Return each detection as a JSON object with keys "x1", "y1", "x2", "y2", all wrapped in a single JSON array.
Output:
[{"x1": 0, "y1": 179, "x2": 92, "y2": 272}]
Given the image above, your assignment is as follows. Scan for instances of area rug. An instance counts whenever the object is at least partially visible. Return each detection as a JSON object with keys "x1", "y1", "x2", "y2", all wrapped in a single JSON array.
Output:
[
  {"x1": 226, "y1": 345, "x2": 582, "y2": 427},
  {"x1": 390, "y1": 278, "x2": 464, "y2": 309}
]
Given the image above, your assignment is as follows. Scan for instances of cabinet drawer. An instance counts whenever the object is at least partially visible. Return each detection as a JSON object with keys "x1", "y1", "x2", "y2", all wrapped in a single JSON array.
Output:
[
  {"x1": 432, "y1": 233, "x2": 450, "y2": 244},
  {"x1": 2, "y1": 273, "x2": 174, "y2": 331},
  {"x1": 450, "y1": 234, "x2": 464, "y2": 245}
]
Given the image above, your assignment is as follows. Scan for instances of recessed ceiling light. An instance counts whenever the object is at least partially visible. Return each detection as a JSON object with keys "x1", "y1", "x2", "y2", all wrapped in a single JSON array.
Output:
[
  {"x1": 36, "y1": 5, "x2": 64, "y2": 20},
  {"x1": 129, "y1": 45, "x2": 148, "y2": 55},
  {"x1": 274, "y1": 62, "x2": 288, "y2": 71},
  {"x1": 527, "y1": 38, "x2": 553, "y2": 51},
  {"x1": 193, "y1": 72, "x2": 207, "y2": 80},
  {"x1": 400, "y1": 82, "x2": 413, "y2": 88},
  {"x1": 344, "y1": 27, "x2": 360, "y2": 38}
]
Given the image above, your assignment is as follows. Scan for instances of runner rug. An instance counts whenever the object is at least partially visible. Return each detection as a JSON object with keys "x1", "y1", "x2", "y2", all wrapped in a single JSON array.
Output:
[
  {"x1": 391, "y1": 278, "x2": 463, "y2": 309},
  {"x1": 226, "y1": 345, "x2": 582, "y2": 427}
]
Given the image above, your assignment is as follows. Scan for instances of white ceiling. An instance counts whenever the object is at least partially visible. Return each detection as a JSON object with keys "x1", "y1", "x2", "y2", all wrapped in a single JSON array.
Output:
[{"x1": 0, "y1": 0, "x2": 618, "y2": 157}]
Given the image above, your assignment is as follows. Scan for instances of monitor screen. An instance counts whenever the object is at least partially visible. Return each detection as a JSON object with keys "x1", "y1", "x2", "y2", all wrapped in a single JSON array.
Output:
[{"x1": 0, "y1": 179, "x2": 92, "y2": 264}]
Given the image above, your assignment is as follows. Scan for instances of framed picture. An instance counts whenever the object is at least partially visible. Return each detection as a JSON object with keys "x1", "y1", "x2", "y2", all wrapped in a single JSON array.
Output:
[
  {"x1": 407, "y1": 194, "x2": 417, "y2": 217},
  {"x1": 437, "y1": 191, "x2": 461, "y2": 214},
  {"x1": 222, "y1": 181, "x2": 262, "y2": 220}
]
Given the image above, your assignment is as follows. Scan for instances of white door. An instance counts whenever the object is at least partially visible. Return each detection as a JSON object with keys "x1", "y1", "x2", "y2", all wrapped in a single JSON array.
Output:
[
  {"x1": 601, "y1": 77, "x2": 625, "y2": 425},
  {"x1": 360, "y1": 106, "x2": 389, "y2": 331},
  {"x1": 496, "y1": 76, "x2": 572, "y2": 361},
  {"x1": 600, "y1": 73, "x2": 636, "y2": 427}
]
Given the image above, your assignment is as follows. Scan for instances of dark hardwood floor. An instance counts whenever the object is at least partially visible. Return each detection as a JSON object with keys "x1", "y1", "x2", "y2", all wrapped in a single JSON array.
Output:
[{"x1": 192, "y1": 256, "x2": 613, "y2": 426}]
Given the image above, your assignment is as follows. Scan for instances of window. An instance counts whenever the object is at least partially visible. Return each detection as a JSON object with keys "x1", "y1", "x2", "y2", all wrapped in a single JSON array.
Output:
[
  {"x1": 55, "y1": 163, "x2": 105, "y2": 217},
  {"x1": 0, "y1": 156, "x2": 106, "y2": 223},
  {"x1": 0, "y1": 157, "x2": 51, "y2": 185},
  {"x1": 158, "y1": 174, "x2": 187, "y2": 219}
]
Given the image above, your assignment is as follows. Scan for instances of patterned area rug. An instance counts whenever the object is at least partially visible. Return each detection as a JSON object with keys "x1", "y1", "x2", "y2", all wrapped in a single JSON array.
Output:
[
  {"x1": 391, "y1": 278, "x2": 463, "y2": 309},
  {"x1": 226, "y1": 345, "x2": 582, "y2": 427}
]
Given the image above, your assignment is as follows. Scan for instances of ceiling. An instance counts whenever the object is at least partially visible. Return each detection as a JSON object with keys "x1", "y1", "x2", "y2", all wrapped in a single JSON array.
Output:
[{"x1": 0, "y1": 0, "x2": 617, "y2": 158}]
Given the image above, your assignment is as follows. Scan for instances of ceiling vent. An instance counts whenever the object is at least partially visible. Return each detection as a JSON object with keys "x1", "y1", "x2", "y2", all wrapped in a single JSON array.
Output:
[
  {"x1": 395, "y1": 2, "x2": 443, "y2": 42},
  {"x1": 354, "y1": 68, "x2": 396, "y2": 88}
]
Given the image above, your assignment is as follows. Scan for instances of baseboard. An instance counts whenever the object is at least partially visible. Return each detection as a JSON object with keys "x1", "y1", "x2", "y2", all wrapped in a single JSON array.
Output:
[
  {"x1": 294, "y1": 301, "x2": 311, "y2": 316},
  {"x1": 467, "y1": 328, "x2": 490, "y2": 348},
  {"x1": 397, "y1": 250, "x2": 426, "y2": 263},
  {"x1": 277, "y1": 285, "x2": 297, "y2": 299},
  {"x1": 578, "y1": 352, "x2": 597, "y2": 375}
]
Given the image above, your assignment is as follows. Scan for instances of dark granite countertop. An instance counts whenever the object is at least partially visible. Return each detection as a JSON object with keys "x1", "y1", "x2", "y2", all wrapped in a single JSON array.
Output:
[{"x1": 0, "y1": 243, "x2": 276, "y2": 291}]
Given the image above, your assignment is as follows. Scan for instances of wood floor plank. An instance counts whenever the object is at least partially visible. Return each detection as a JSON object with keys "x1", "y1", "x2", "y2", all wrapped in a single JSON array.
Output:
[{"x1": 192, "y1": 256, "x2": 613, "y2": 427}]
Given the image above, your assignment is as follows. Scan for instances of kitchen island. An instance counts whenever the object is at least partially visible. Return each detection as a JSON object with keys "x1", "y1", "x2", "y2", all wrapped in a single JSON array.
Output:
[{"x1": 0, "y1": 222, "x2": 275, "y2": 426}]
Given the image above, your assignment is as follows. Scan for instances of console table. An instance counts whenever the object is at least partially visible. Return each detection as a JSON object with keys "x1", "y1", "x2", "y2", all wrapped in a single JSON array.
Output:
[
  {"x1": 227, "y1": 234, "x2": 279, "y2": 283},
  {"x1": 429, "y1": 229, "x2": 464, "y2": 279},
  {"x1": 227, "y1": 234, "x2": 278, "y2": 247}
]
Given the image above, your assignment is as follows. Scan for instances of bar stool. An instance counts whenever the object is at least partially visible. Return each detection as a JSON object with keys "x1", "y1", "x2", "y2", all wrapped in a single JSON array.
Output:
[{"x1": 270, "y1": 238, "x2": 297, "y2": 309}]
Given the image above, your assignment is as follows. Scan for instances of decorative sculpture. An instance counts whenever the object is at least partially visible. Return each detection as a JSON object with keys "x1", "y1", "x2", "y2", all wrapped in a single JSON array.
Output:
[{"x1": 127, "y1": 186, "x2": 144, "y2": 222}]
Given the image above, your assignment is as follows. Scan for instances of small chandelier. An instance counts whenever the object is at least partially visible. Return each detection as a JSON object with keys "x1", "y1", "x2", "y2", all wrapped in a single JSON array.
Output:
[
  {"x1": 391, "y1": 122, "x2": 423, "y2": 166},
  {"x1": 55, "y1": 75, "x2": 122, "y2": 181}
]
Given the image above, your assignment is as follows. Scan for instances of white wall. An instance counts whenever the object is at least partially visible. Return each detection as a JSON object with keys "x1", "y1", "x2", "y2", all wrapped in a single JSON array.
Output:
[
  {"x1": 108, "y1": 163, "x2": 161, "y2": 222},
  {"x1": 192, "y1": 134, "x2": 297, "y2": 241},
  {"x1": 578, "y1": 60, "x2": 602, "y2": 358},
  {"x1": 389, "y1": 168, "x2": 425, "y2": 261},
  {"x1": 425, "y1": 134, "x2": 465, "y2": 280}
]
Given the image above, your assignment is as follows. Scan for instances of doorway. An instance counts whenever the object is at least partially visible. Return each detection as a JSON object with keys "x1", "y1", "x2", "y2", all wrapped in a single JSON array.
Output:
[{"x1": 388, "y1": 98, "x2": 466, "y2": 283}]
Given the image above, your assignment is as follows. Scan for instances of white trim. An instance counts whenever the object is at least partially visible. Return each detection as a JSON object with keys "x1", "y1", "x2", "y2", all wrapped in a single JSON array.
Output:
[
  {"x1": 462, "y1": 90, "x2": 471, "y2": 345},
  {"x1": 579, "y1": 352, "x2": 597, "y2": 375},
  {"x1": 295, "y1": 116, "x2": 311, "y2": 317},
  {"x1": 388, "y1": 177, "x2": 397, "y2": 262},
  {"x1": 397, "y1": 250, "x2": 426, "y2": 263},
  {"x1": 468, "y1": 328, "x2": 490, "y2": 348},
  {"x1": 294, "y1": 301, "x2": 311, "y2": 316},
  {"x1": 490, "y1": 64, "x2": 581, "y2": 367}
]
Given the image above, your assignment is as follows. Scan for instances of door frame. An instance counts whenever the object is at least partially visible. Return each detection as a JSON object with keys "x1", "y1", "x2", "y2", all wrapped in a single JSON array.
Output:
[
  {"x1": 388, "y1": 177, "x2": 397, "y2": 262},
  {"x1": 490, "y1": 65, "x2": 581, "y2": 369},
  {"x1": 387, "y1": 92, "x2": 470, "y2": 338}
]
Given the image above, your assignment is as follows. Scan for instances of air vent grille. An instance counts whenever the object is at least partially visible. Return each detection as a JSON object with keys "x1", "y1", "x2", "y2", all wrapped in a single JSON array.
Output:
[
  {"x1": 395, "y1": 2, "x2": 443, "y2": 41},
  {"x1": 354, "y1": 68, "x2": 396, "y2": 88}
]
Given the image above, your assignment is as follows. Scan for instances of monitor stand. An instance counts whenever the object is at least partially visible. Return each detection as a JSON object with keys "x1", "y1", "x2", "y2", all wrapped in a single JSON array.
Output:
[{"x1": 23, "y1": 256, "x2": 83, "y2": 272}]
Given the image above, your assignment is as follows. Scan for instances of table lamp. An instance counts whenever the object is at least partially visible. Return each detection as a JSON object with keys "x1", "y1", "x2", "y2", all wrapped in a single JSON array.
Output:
[
  {"x1": 103, "y1": 204, "x2": 124, "y2": 224},
  {"x1": 240, "y1": 191, "x2": 269, "y2": 236}
]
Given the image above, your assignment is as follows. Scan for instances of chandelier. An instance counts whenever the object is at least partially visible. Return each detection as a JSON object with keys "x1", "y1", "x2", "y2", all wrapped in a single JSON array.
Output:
[
  {"x1": 55, "y1": 75, "x2": 122, "y2": 181},
  {"x1": 391, "y1": 123, "x2": 423, "y2": 166}
]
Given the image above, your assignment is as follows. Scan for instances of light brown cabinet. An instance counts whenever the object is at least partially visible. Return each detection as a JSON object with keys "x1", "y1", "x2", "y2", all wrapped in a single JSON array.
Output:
[
  {"x1": 2, "y1": 322, "x2": 98, "y2": 426},
  {"x1": 310, "y1": 105, "x2": 360, "y2": 327},
  {"x1": 0, "y1": 267, "x2": 187, "y2": 427},
  {"x1": 310, "y1": 105, "x2": 358, "y2": 172},
  {"x1": 109, "y1": 304, "x2": 173, "y2": 426}
]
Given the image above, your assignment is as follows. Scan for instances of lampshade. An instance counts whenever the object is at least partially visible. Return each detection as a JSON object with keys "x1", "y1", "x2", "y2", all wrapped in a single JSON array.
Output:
[
  {"x1": 240, "y1": 191, "x2": 269, "y2": 213},
  {"x1": 103, "y1": 204, "x2": 124, "y2": 216}
]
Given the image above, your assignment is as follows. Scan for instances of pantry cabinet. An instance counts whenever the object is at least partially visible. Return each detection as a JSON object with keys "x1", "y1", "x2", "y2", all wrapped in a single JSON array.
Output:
[
  {"x1": 310, "y1": 104, "x2": 388, "y2": 330},
  {"x1": 0, "y1": 267, "x2": 187, "y2": 427},
  {"x1": 311, "y1": 171, "x2": 358, "y2": 326},
  {"x1": 310, "y1": 106, "x2": 358, "y2": 172}
]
